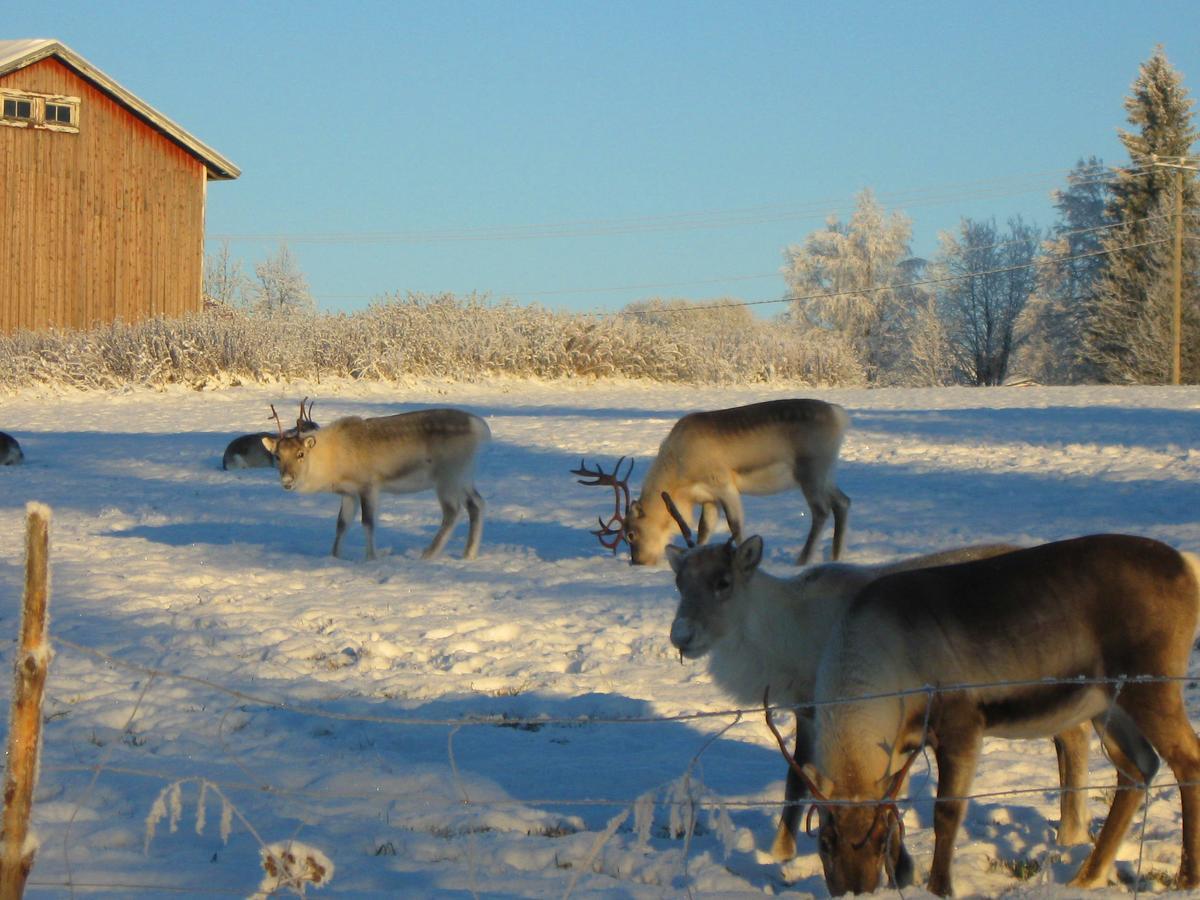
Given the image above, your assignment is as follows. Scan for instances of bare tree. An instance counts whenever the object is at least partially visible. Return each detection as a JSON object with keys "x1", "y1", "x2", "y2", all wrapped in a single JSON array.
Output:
[
  {"x1": 934, "y1": 217, "x2": 1041, "y2": 385},
  {"x1": 250, "y1": 244, "x2": 315, "y2": 315},
  {"x1": 203, "y1": 240, "x2": 251, "y2": 308}
]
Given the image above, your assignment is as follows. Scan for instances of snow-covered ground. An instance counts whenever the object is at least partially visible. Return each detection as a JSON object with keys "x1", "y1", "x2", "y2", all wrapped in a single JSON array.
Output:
[{"x1": 1, "y1": 379, "x2": 1199, "y2": 898}]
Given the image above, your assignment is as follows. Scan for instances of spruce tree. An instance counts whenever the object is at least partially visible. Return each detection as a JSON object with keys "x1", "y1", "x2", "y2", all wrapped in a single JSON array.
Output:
[{"x1": 1085, "y1": 47, "x2": 1199, "y2": 383}]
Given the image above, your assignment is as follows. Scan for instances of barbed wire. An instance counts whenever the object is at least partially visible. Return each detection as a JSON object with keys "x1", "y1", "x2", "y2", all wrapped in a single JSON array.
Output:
[{"x1": 35, "y1": 628, "x2": 1200, "y2": 896}]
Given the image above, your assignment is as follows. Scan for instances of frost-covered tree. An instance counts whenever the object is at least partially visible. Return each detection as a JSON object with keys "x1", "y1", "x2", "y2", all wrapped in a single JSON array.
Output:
[
  {"x1": 203, "y1": 241, "x2": 251, "y2": 308},
  {"x1": 1083, "y1": 46, "x2": 1199, "y2": 383},
  {"x1": 1015, "y1": 159, "x2": 1115, "y2": 383},
  {"x1": 782, "y1": 189, "x2": 917, "y2": 381},
  {"x1": 250, "y1": 244, "x2": 315, "y2": 315},
  {"x1": 934, "y1": 217, "x2": 1042, "y2": 385},
  {"x1": 621, "y1": 296, "x2": 754, "y2": 330}
]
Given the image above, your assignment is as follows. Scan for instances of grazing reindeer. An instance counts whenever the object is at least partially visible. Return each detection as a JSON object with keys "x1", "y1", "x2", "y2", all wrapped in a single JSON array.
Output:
[
  {"x1": 0, "y1": 431, "x2": 23, "y2": 465},
  {"x1": 223, "y1": 399, "x2": 318, "y2": 470},
  {"x1": 791, "y1": 534, "x2": 1200, "y2": 897},
  {"x1": 666, "y1": 534, "x2": 1091, "y2": 867},
  {"x1": 262, "y1": 405, "x2": 490, "y2": 560},
  {"x1": 581, "y1": 399, "x2": 851, "y2": 566}
]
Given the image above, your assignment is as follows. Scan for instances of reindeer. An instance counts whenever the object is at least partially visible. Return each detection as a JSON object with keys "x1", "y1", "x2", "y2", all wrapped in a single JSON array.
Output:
[
  {"x1": 223, "y1": 399, "x2": 318, "y2": 470},
  {"x1": 0, "y1": 431, "x2": 22, "y2": 466},
  {"x1": 666, "y1": 532, "x2": 1091, "y2": 869},
  {"x1": 261, "y1": 404, "x2": 490, "y2": 561},
  {"x1": 577, "y1": 399, "x2": 850, "y2": 566},
  {"x1": 787, "y1": 534, "x2": 1200, "y2": 896}
]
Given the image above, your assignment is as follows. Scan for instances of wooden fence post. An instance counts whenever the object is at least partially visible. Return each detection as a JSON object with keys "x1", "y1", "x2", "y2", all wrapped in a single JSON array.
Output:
[{"x1": 0, "y1": 503, "x2": 52, "y2": 899}]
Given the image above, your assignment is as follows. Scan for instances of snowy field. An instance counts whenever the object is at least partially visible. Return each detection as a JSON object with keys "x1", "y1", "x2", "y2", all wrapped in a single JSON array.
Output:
[{"x1": 1, "y1": 378, "x2": 1200, "y2": 898}]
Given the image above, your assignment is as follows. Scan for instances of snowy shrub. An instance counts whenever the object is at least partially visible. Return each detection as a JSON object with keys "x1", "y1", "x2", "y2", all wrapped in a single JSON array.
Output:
[{"x1": 0, "y1": 293, "x2": 867, "y2": 391}]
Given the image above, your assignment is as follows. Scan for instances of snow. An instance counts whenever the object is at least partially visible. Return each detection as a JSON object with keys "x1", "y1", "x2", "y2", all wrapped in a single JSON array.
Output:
[{"x1": 0, "y1": 378, "x2": 1199, "y2": 898}]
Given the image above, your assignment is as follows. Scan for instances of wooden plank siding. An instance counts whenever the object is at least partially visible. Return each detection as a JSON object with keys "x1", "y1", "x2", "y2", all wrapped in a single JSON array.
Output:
[{"x1": 0, "y1": 57, "x2": 207, "y2": 334}]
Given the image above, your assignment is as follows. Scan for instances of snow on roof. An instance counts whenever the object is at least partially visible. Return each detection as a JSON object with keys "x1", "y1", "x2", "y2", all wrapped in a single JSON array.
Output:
[{"x1": 0, "y1": 38, "x2": 240, "y2": 180}]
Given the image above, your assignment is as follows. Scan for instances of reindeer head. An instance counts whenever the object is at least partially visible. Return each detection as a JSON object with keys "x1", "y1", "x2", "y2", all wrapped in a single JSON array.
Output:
[
  {"x1": 261, "y1": 399, "x2": 322, "y2": 492},
  {"x1": 763, "y1": 692, "x2": 914, "y2": 895},
  {"x1": 667, "y1": 535, "x2": 763, "y2": 659},
  {"x1": 805, "y1": 766, "x2": 911, "y2": 896}
]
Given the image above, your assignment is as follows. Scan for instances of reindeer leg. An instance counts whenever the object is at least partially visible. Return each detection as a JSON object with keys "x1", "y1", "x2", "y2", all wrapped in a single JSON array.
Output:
[
  {"x1": 1070, "y1": 705, "x2": 1159, "y2": 888},
  {"x1": 771, "y1": 710, "x2": 813, "y2": 861},
  {"x1": 927, "y1": 716, "x2": 983, "y2": 897},
  {"x1": 462, "y1": 487, "x2": 485, "y2": 560},
  {"x1": 424, "y1": 487, "x2": 461, "y2": 559},
  {"x1": 1054, "y1": 724, "x2": 1092, "y2": 845},
  {"x1": 332, "y1": 494, "x2": 357, "y2": 559},
  {"x1": 796, "y1": 501, "x2": 829, "y2": 565},
  {"x1": 360, "y1": 487, "x2": 380, "y2": 560},
  {"x1": 1118, "y1": 684, "x2": 1200, "y2": 889},
  {"x1": 696, "y1": 502, "x2": 719, "y2": 546},
  {"x1": 717, "y1": 493, "x2": 745, "y2": 543},
  {"x1": 830, "y1": 487, "x2": 850, "y2": 561}
]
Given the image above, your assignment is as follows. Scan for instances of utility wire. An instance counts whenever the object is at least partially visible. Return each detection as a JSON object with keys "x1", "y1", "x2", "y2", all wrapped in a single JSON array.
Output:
[
  {"x1": 614, "y1": 236, "x2": 1172, "y2": 317},
  {"x1": 208, "y1": 165, "x2": 1158, "y2": 246}
]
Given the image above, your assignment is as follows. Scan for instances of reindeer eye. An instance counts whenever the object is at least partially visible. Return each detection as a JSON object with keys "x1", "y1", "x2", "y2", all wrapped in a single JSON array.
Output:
[
  {"x1": 715, "y1": 576, "x2": 731, "y2": 592},
  {"x1": 296, "y1": 450, "x2": 305, "y2": 459}
]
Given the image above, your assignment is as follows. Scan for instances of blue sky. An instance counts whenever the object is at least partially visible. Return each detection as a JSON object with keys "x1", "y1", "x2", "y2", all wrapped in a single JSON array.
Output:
[{"x1": 13, "y1": 1, "x2": 1200, "y2": 315}]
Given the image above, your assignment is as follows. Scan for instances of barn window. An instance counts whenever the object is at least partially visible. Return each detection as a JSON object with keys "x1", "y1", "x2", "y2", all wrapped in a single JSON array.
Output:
[
  {"x1": 2, "y1": 97, "x2": 33, "y2": 120},
  {"x1": 0, "y1": 91, "x2": 80, "y2": 132},
  {"x1": 45, "y1": 102, "x2": 74, "y2": 125}
]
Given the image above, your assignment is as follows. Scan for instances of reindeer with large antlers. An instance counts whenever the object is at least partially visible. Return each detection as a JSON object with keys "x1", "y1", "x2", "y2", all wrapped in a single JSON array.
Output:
[
  {"x1": 262, "y1": 403, "x2": 490, "y2": 560},
  {"x1": 575, "y1": 400, "x2": 850, "y2": 565}
]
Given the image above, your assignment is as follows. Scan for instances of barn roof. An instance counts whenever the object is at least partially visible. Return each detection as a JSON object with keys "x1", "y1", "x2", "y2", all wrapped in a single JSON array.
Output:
[{"x1": 0, "y1": 38, "x2": 240, "y2": 180}]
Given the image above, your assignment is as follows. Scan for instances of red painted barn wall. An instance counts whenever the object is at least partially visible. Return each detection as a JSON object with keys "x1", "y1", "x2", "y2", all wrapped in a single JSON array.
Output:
[{"x1": 0, "y1": 56, "x2": 207, "y2": 333}]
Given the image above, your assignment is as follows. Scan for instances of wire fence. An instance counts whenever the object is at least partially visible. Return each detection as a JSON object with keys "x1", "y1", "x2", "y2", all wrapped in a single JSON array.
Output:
[{"x1": 19, "y1": 630, "x2": 1200, "y2": 897}]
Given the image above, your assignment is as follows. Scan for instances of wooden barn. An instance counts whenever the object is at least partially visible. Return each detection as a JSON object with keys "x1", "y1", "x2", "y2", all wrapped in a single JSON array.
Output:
[{"x1": 0, "y1": 39, "x2": 239, "y2": 334}]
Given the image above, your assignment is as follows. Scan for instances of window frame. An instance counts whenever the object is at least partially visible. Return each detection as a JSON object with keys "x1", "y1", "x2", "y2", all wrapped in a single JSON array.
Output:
[{"x1": 0, "y1": 88, "x2": 81, "y2": 133}]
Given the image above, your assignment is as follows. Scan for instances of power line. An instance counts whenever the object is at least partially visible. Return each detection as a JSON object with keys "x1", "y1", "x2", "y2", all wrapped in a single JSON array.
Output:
[
  {"x1": 311, "y1": 213, "x2": 1172, "y2": 307},
  {"x1": 208, "y1": 165, "x2": 1157, "y2": 246},
  {"x1": 613, "y1": 236, "x2": 1172, "y2": 318}
]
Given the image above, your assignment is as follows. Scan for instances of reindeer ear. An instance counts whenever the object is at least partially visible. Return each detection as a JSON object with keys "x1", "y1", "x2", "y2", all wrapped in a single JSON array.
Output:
[
  {"x1": 733, "y1": 535, "x2": 764, "y2": 574},
  {"x1": 630, "y1": 500, "x2": 645, "y2": 519},
  {"x1": 261, "y1": 436, "x2": 278, "y2": 454},
  {"x1": 304, "y1": 435, "x2": 317, "y2": 449},
  {"x1": 665, "y1": 544, "x2": 687, "y2": 574}
]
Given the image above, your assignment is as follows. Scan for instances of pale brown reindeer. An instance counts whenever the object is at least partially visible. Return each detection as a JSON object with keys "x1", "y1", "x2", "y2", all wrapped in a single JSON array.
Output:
[
  {"x1": 262, "y1": 405, "x2": 490, "y2": 560},
  {"x1": 224, "y1": 398, "x2": 318, "y2": 470},
  {"x1": 579, "y1": 399, "x2": 850, "y2": 565},
  {"x1": 788, "y1": 534, "x2": 1200, "y2": 896},
  {"x1": 665, "y1": 533, "x2": 1091, "y2": 870}
]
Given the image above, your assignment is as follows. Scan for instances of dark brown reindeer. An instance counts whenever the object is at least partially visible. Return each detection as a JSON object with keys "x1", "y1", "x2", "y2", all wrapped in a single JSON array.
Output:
[
  {"x1": 0, "y1": 431, "x2": 23, "y2": 466},
  {"x1": 786, "y1": 534, "x2": 1200, "y2": 896},
  {"x1": 664, "y1": 521, "x2": 1091, "y2": 870},
  {"x1": 576, "y1": 399, "x2": 851, "y2": 565}
]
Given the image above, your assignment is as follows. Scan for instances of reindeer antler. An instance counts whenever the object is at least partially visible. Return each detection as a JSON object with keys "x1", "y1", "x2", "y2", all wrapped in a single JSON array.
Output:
[
  {"x1": 661, "y1": 491, "x2": 695, "y2": 548},
  {"x1": 764, "y1": 687, "x2": 828, "y2": 809},
  {"x1": 297, "y1": 396, "x2": 316, "y2": 432},
  {"x1": 571, "y1": 457, "x2": 634, "y2": 554},
  {"x1": 268, "y1": 403, "x2": 285, "y2": 440}
]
